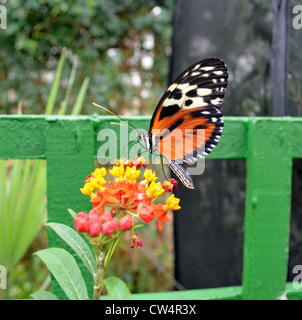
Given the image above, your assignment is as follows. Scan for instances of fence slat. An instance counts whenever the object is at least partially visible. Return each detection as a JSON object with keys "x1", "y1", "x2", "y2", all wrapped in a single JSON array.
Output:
[
  {"x1": 45, "y1": 117, "x2": 95, "y2": 299},
  {"x1": 0, "y1": 115, "x2": 46, "y2": 159},
  {"x1": 242, "y1": 119, "x2": 292, "y2": 299}
]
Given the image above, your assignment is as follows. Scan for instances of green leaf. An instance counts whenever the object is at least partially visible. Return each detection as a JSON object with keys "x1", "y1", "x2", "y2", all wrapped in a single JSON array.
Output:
[
  {"x1": 45, "y1": 48, "x2": 66, "y2": 115},
  {"x1": 104, "y1": 234, "x2": 122, "y2": 270},
  {"x1": 67, "y1": 208, "x2": 77, "y2": 220},
  {"x1": 132, "y1": 224, "x2": 144, "y2": 230},
  {"x1": 30, "y1": 291, "x2": 59, "y2": 300},
  {"x1": 35, "y1": 248, "x2": 88, "y2": 300},
  {"x1": 47, "y1": 222, "x2": 97, "y2": 276},
  {"x1": 0, "y1": 160, "x2": 46, "y2": 271},
  {"x1": 103, "y1": 276, "x2": 132, "y2": 300},
  {"x1": 71, "y1": 77, "x2": 90, "y2": 115}
]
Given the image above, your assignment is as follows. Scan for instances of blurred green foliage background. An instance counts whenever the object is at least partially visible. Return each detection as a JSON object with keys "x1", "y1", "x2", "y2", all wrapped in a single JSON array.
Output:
[{"x1": 0, "y1": 0, "x2": 173, "y2": 116}]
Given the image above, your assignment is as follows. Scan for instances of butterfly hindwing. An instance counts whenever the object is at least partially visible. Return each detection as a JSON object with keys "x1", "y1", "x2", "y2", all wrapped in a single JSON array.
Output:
[{"x1": 168, "y1": 160, "x2": 194, "y2": 189}]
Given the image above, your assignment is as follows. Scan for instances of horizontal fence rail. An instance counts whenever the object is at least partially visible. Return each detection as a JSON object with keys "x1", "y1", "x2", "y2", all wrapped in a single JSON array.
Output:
[{"x1": 1, "y1": 115, "x2": 302, "y2": 300}]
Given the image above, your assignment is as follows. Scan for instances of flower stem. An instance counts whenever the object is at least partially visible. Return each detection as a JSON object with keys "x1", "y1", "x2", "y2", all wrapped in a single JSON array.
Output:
[{"x1": 93, "y1": 246, "x2": 106, "y2": 300}]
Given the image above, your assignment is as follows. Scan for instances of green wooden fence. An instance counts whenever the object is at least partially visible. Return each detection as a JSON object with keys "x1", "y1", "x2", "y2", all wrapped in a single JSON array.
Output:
[{"x1": 1, "y1": 115, "x2": 302, "y2": 300}]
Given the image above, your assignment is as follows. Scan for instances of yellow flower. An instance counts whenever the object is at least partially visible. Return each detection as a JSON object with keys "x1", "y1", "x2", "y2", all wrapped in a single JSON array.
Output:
[
  {"x1": 164, "y1": 194, "x2": 181, "y2": 211},
  {"x1": 146, "y1": 181, "x2": 165, "y2": 198},
  {"x1": 80, "y1": 183, "x2": 94, "y2": 196},
  {"x1": 110, "y1": 165, "x2": 125, "y2": 180},
  {"x1": 93, "y1": 167, "x2": 107, "y2": 180},
  {"x1": 143, "y1": 169, "x2": 158, "y2": 183},
  {"x1": 80, "y1": 170, "x2": 106, "y2": 196},
  {"x1": 124, "y1": 165, "x2": 140, "y2": 183}
]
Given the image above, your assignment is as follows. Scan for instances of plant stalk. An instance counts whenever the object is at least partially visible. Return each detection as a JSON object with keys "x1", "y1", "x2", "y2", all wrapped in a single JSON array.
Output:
[{"x1": 93, "y1": 247, "x2": 105, "y2": 300}]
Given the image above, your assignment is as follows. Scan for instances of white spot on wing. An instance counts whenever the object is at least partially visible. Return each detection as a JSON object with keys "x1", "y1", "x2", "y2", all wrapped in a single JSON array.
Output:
[
  {"x1": 201, "y1": 66, "x2": 214, "y2": 71},
  {"x1": 197, "y1": 88, "x2": 212, "y2": 96},
  {"x1": 193, "y1": 64, "x2": 200, "y2": 71},
  {"x1": 178, "y1": 83, "x2": 191, "y2": 91},
  {"x1": 211, "y1": 98, "x2": 221, "y2": 105},
  {"x1": 168, "y1": 83, "x2": 177, "y2": 91}
]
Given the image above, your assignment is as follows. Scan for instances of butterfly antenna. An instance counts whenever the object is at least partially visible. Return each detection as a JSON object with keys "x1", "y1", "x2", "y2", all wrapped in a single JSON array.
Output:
[
  {"x1": 92, "y1": 102, "x2": 137, "y2": 130},
  {"x1": 110, "y1": 121, "x2": 129, "y2": 128}
]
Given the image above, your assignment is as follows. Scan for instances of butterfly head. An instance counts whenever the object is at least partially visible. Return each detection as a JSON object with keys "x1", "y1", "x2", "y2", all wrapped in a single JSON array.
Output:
[
  {"x1": 136, "y1": 129, "x2": 143, "y2": 139},
  {"x1": 136, "y1": 129, "x2": 151, "y2": 152}
]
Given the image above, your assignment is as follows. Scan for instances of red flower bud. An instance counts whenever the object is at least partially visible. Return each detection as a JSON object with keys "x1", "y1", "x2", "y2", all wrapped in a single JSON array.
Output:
[
  {"x1": 118, "y1": 215, "x2": 133, "y2": 231},
  {"x1": 101, "y1": 211, "x2": 112, "y2": 223},
  {"x1": 101, "y1": 220, "x2": 117, "y2": 236},
  {"x1": 74, "y1": 212, "x2": 89, "y2": 233},
  {"x1": 88, "y1": 222, "x2": 102, "y2": 237},
  {"x1": 88, "y1": 209, "x2": 100, "y2": 224}
]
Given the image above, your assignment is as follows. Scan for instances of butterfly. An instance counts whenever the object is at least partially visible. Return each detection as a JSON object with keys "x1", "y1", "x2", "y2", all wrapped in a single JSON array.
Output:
[
  {"x1": 93, "y1": 57, "x2": 228, "y2": 189},
  {"x1": 136, "y1": 57, "x2": 228, "y2": 189}
]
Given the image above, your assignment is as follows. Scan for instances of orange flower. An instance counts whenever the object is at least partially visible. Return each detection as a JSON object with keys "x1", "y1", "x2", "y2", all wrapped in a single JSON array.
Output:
[{"x1": 77, "y1": 157, "x2": 181, "y2": 242}]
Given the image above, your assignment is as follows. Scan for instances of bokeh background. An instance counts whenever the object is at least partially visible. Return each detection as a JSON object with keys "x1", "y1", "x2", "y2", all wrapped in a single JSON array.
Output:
[{"x1": 1, "y1": 0, "x2": 302, "y2": 299}]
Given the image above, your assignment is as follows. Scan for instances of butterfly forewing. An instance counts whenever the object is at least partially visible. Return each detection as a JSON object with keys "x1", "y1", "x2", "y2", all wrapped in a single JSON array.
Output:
[
  {"x1": 147, "y1": 57, "x2": 228, "y2": 189},
  {"x1": 148, "y1": 57, "x2": 228, "y2": 134}
]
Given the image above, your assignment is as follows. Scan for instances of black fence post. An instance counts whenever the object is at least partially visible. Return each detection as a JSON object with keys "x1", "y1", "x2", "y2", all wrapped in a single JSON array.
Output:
[{"x1": 271, "y1": 0, "x2": 290, "y2": 116}]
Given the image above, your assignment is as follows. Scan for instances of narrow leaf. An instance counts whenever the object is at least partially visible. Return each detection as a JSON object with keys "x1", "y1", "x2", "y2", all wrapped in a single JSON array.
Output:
[
  {"x1": 68, "y1": 208, "x2": 77, "y2": 220},
  {"x1": 103, "y1": 276, "x2": 132, "y2": 300},
  {"x1": 47, "y1": 222, "x2": 96, "y2": 276},
  {"x1": 45, "y1": 48, "x2": 66, "y2": 115},
  {"x1": 35, "y1": 248, "x2": 88, "y2": 300},
  {"x1": 30, "y1": 291, "x2": 59, "y2": 300},
  {"x1": 71, "y1": 77, "x2": 90, "y2": 115},
  {"x1": 104, "y1": 234, "x2": 121, "y2": 270}
]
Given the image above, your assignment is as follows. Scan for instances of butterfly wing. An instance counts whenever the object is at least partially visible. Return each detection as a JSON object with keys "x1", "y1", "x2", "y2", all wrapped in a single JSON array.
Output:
[
  {"x1": 169, "y1": 160, "x2": 194, "y2": 189},
  {"x1": 148, "y1": 58, "x2": 228, "y2": 188}
]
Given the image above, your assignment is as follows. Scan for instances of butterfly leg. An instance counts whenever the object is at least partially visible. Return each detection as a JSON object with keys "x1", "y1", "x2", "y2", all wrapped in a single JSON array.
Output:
[
  {"x1": 123, "y1": 138, "x2": 137, "y2": 158},
  {"x1": 160, "y1": 155, "x2": 168, "y2": 181},
  {"x1": 130, "y1": 140, "x2": 139, "y2": 158},
  {"x1": 137, "y1": 149, "x2": 149, "y2": 157}
]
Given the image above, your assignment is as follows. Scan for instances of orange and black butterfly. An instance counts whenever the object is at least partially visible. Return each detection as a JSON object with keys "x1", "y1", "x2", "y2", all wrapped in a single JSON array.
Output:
[
  {"x1": 94, "y1": 57, "x2": 228, "y2": 189},
  {"x1": 136, "y1": 57, "x2": 228, "y2": 189}
]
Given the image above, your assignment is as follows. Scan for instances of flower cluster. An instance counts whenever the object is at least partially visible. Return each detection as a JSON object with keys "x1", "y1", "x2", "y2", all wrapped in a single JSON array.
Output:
[{"x1": 74, "y1": 157, "x2": 180, "y2": 248}]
